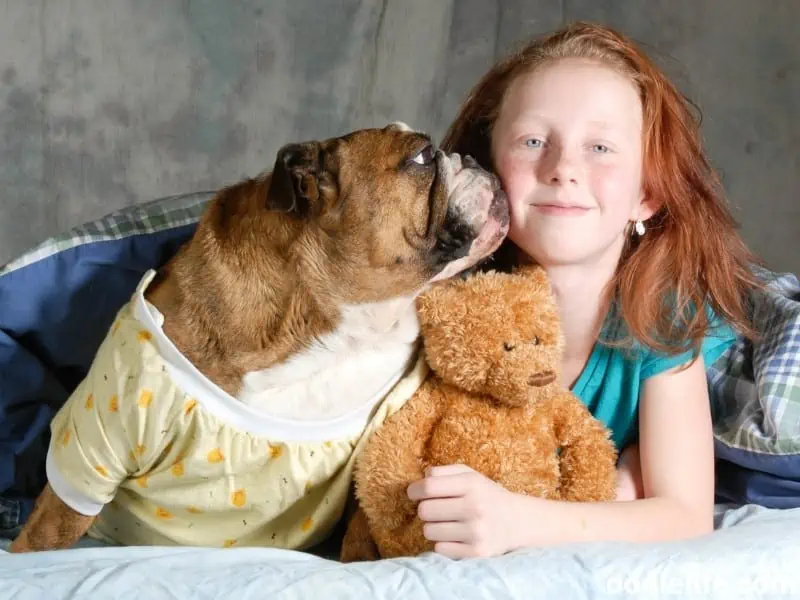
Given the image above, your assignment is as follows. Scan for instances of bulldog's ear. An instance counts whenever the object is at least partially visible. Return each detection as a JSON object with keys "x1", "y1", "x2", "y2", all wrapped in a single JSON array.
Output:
[{"x1": 266, "y1": 142, "x2": 321, "y2": 217}]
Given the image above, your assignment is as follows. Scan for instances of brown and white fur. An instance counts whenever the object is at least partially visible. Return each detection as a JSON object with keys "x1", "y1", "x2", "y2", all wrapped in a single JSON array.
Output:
[{"x1": 10, "y1": 122, "x2": 509, "y2": 553}]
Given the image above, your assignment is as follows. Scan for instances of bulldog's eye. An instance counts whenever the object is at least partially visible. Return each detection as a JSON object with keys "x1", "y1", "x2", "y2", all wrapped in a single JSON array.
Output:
[
  {"x1": 410, "y1": 144, "x2": 435, "y2": 166},
  {"x1": 532, "y1": 336, "x2": 541, "y2": 346}
]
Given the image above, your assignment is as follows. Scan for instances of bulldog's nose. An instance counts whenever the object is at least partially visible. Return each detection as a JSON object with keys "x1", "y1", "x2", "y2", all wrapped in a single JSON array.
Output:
[{"x1": 463, "y1": 155, "x2": 478, "y2": 169}]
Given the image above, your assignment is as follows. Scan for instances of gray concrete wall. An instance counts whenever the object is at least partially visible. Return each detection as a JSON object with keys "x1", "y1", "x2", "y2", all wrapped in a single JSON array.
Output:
[{"x1": 1, "y1": 0, "x2": 797, "y2": 273}]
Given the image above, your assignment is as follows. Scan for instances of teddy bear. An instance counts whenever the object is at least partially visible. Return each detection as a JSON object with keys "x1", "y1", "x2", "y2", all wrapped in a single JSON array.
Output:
[{"x1": 339, "y1": 264, "x2": 619, "y2": 562}]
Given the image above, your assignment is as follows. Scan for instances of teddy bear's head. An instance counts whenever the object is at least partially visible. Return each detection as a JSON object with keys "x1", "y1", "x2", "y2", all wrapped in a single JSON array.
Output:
[{"x1": 416, "y1": 265, "x2": 564, "y2": 407}]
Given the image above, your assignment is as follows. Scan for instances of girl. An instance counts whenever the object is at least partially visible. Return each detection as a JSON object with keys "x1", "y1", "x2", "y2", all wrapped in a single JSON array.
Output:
[{"x1": 407, "y1": 21, "x2": 764, "y2": 558}]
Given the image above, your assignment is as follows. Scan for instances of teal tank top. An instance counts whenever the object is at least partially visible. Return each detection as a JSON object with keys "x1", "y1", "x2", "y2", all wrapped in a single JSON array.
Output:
[{"x1": 571, "y1": 313, "x2": 737, "y2": 450}]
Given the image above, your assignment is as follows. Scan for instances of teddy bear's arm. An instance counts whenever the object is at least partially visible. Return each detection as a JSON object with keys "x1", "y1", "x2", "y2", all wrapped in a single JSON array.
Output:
[
  {"x1": 351, "y1": 379, "x2": 448, "y2": 558},
  {"x1": 339, "y1": 505, "x2": 381, "y2": 562},
  {"x1": 552, "y1": 392, "x2": 619, "y2": 502}
]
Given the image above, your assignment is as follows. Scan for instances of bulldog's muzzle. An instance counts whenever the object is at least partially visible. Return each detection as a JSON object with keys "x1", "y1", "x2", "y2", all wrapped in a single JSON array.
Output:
[{"x1": 430, "y1": 152, "x2": 510, "y2": 282}]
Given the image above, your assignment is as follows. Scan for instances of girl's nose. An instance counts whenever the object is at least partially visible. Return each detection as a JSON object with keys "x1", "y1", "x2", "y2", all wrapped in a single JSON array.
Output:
[{"x1": 540, "y1": 146, "x2": 579, "y2": 185}]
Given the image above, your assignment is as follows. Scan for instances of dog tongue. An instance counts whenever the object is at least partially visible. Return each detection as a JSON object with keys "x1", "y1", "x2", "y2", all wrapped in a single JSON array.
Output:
[{"x1": 469, "y1": 191, "x2": 510, "y2": 257}]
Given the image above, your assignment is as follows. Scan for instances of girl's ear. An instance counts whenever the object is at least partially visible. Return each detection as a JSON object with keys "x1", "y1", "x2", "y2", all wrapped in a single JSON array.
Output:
[{"x1": 635, "y1": 189, "x2": 660, "y2": 222}]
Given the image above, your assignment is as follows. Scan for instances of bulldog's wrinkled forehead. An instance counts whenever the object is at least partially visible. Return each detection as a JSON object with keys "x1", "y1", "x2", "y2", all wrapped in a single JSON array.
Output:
[{"x1": 321, "y1": 123, "x2": 435, "y2": 171}]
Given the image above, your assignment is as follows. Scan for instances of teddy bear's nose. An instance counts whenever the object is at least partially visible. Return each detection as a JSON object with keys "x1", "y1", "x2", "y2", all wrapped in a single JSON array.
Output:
[{"x1": 528, "y1": 370, "x2": 556, "y2": 387}]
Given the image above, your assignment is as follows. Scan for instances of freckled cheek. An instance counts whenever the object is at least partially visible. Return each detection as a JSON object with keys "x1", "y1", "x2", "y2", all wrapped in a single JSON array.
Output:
[
  {"x1": 493, "y1": 154, "x2": 535, "y2": 210},
  {"x1": 589, "y1": 166, "x2": 640, "y2": 213}
]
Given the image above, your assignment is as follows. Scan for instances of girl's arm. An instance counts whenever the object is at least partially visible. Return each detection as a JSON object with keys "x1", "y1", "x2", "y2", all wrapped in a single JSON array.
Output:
[
  {"x1": 519, "y1": 355, "x2": 715, "y2": 547},
  {"x1": 615, "y1": 442, "x2": 644, "y2": 501},
  {"x1": 408, "y1": 356, "x2": 715, "y2": 558}
]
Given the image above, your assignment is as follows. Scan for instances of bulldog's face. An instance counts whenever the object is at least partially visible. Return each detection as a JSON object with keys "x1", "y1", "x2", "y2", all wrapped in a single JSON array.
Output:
[{"x1": 265, "y1": 123, "x2": 510, "y2": 303}]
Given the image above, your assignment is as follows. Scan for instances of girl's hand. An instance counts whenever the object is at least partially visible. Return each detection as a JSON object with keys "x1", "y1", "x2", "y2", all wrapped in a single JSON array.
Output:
[{"x1": 407, "y1": 464, "x2": 525, "y2": 559}]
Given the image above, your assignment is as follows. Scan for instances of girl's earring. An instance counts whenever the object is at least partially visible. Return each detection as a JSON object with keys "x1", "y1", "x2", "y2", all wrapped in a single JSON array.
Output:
[{"x1": 634, "y1": 219, "x2": 646, "y2": 236}]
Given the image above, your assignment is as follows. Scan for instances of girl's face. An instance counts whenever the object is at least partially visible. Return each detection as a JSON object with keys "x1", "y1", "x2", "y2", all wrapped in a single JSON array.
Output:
[{"x1": 491, "y1": 58, "x2": 655, "y2": 269}]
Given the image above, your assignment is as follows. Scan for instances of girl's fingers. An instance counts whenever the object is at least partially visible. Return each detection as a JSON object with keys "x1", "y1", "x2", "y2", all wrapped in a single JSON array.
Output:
[
  {"x1": 433, "y1": 542, "x2": 481, "y2": 559},
  {"x1": 425, "y1": 464, "x2": 474, "y2": 477},
  {"x1": 408, "y1": 471, "x2": 473, "y2": 501},
  {"x1": 417, "y1": 497, "x2": 468, "y2": 522},
  {"x1": 422, "y1": 521, "x2": 470, "y2": 543}
]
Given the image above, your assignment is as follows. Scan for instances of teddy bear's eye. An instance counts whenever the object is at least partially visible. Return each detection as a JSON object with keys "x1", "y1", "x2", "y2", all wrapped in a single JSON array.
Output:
[
  {"x1": 503, "y1": 342, "x2": 515, "y2": 352},
  {"x1": 532, "y1": 336, "x2": 541, "y2": 346}
]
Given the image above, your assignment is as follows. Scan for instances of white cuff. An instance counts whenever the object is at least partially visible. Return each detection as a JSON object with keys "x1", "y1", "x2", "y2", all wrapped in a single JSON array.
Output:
[{"x1": 46, "y1": 451, "x2": 107, "y2": 517}]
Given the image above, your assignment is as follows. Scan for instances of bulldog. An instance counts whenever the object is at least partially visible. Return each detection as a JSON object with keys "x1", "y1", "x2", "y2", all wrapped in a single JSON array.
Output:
[{"x1": 10, "y1": 122, "x2": 509, "y2": 553}]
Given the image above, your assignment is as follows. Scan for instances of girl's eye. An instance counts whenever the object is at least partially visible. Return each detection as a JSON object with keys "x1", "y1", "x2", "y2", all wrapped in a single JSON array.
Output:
[
  {"x1": 524, "y1": 139, "x2": 544, "y2": 149},
  {"x1": 410, "y1": 144, "x2": 436, "y2": 166},
  {"x1": 592, "y1": 144, "x2": 610, "y2": 153}
]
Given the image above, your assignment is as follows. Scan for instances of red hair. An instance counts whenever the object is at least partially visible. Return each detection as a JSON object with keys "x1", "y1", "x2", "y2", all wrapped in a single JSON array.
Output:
[{"x1": 442, "y1": 21, "x2": 763, "y2": 356}]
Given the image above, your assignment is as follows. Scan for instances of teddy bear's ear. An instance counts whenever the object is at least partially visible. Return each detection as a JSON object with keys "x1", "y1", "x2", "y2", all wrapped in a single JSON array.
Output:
[
  {"x1": 416, "y1": 280, "x2": 468, "y2": 327},
  {"x1": 513, "y1": 264, "x2": 551, "y2": 293}
]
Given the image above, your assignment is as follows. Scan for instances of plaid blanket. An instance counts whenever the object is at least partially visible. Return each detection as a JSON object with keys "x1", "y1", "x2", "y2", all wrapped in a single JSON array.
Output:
[
  {"x1": 1, "y1": 191, "x2": 212, "y2": 275},
  {"x1": 709, "y1": 266, "x2": 800, "y2": 507}
]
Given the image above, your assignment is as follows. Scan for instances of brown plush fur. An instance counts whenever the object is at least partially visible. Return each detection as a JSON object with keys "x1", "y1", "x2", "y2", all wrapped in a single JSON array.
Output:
[{"x1": 340, "y1": 265, "x2": 618, "y2": 561}]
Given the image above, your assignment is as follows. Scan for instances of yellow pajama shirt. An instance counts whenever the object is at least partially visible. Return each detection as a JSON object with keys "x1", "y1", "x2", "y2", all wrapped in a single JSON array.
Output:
[{"x1": 46, "y1": 270, "x2": 426, "y2": 549}]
